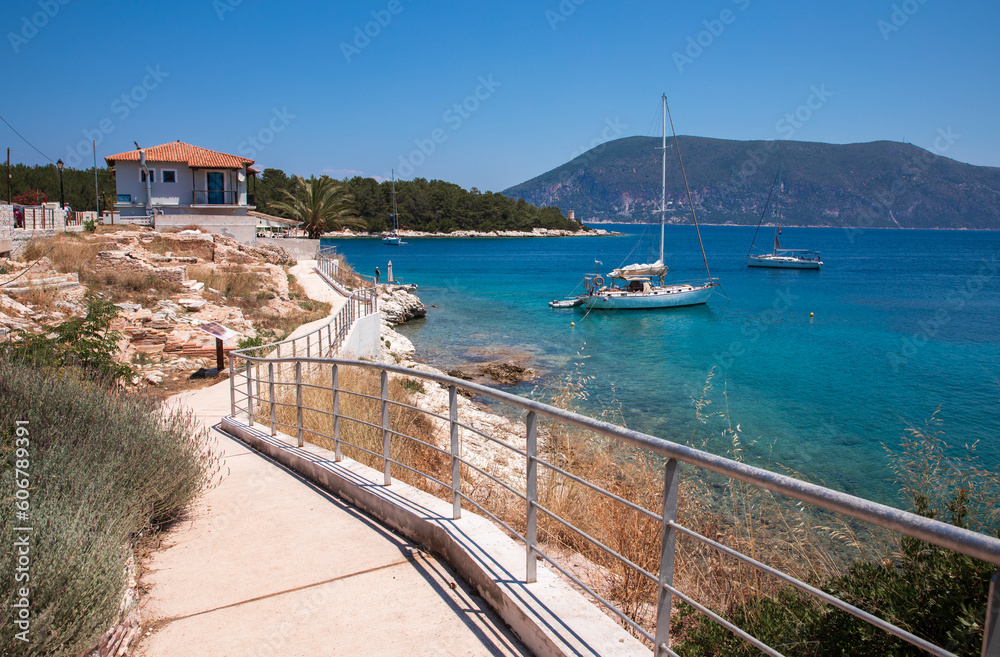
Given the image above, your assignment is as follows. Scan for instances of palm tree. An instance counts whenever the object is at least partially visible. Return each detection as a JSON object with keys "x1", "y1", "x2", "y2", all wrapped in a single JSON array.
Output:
[{"x1": 269, "y1": 176, "x2": 363, "y2": 239}]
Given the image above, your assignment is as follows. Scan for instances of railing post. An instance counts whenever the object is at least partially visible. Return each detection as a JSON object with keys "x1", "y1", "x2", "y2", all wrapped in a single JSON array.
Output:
[
  {"x1": 268, "y1": 363, "x2": 276, "y2": 436},
  {"x1": 450, "y1": 385, "x2": 461, "y2": 520},
  {"x1": 654, "y1": 458, "x2": 680, "y2": 657},
  {"x1": 306, "y1": 333, "x2": 311, "y2": 358},
  {"x1": 381, "y1": 369, "x2": 390, "y2": 486},
  {"x1": 984, "y1": 571, "x2": 999, "y2": 657},
  {"x1": 295, "y1": 361, "x2": 304, "y2": 448},
  {"x1": 525, "y1": 410, "x2": 538, "y2": 583},
  {"x1": 246, "y1": 361, "x2": 254, "y2": 427},
  {"x1": 228, "y1": 353, "x2": 236, "y2": 418},
  {"x1": 327, "y1": 323, "x2": 332, "y2": 355},
  {"x1": 332, "y1": 364, "x2": 341, "y2": 462}
]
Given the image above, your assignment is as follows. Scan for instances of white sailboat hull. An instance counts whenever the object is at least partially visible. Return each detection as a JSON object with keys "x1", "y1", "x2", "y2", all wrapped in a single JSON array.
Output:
[
  {"x1": 746, "y1": 254, "x2": 821, "y2": 269},
  {"x1": 582, "y1": 282, "x2": 717, "y2": 309},
  {"x1": 553, "y1": 95, "x2": 718, "y2": 313}
]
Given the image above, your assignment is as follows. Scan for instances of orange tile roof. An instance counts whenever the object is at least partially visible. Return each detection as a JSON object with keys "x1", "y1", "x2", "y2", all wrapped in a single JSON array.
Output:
[{"x1": 105, "y1": 141, "x2": 254, "y2": 169}]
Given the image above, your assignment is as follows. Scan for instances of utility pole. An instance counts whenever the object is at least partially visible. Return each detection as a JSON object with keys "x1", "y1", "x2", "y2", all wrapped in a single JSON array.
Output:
[
  {"x1": 93, "y1": 140, "x2": 99, "y2": 216},
  {"x1": 6, "y1": 148, "x2": 10, "y2": 204},
  {"x1": 56, "y1": 159, "x2": 65, "y2": 209}
]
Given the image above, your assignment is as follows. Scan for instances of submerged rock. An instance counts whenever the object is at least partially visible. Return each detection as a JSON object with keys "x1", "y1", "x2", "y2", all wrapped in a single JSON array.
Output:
[
  {"x1": 447, "y1": 369, "x2": 473, "y2": 381},
  {"x1": 480, "y1": 362, "x2": 534, "y2": 384}
]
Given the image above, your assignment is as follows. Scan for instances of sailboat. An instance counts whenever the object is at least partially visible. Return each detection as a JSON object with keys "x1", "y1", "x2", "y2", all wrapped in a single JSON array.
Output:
[
  {"x1": 551, "y1": 94, "x2": 718, "y2": 310},
  {"x1": 746, "y1": 164, "x2": 821, "y2": 269},
  {"x1": 382, "y1": 170, "x2": 402, "y2": 245}
]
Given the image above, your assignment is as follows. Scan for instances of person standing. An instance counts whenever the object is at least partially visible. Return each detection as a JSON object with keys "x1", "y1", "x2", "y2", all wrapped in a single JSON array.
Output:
[{"x1": 375, "y1": 267, "x2": 381, "y2": 284}]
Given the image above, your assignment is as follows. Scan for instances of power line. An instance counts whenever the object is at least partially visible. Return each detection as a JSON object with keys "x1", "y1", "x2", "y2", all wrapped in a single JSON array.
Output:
[{"x1": 0, "y1": 112, "x2": 56, "y2": 164}]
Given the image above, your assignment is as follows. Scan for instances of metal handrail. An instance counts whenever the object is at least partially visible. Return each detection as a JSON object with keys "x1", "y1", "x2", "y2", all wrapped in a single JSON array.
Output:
[
  {"x1": 316, "y1": 246, "x2": 377, "y2": 293},
  {"x1": 192, "y1": 189, "x2": 240, "y2": 205},
  {"x1": 226, "y1": 350, "x2": 1000, "y2": 656}
]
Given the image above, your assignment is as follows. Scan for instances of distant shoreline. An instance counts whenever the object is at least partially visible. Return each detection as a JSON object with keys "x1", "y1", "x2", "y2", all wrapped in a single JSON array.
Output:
[
  {"x1": 321, "y1": 227, "x2": 623, "y2": 238},
  {"x1": 582, "y1": 221, "x2": 998, "y2": 231}
]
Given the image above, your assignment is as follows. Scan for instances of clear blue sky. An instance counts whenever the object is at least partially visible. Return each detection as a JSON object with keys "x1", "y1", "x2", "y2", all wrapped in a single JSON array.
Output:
[{"x1": 2, "y1": 0, "x2": 998, "y2": 191}]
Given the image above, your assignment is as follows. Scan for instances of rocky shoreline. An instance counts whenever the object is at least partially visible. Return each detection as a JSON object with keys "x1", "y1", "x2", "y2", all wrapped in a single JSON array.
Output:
[
  {"x1": 376, "y1": 284, "x2": 536, "y2": 387},
  {"x1": 375, "y1": 286, "x2": 532, "y2": 482}
]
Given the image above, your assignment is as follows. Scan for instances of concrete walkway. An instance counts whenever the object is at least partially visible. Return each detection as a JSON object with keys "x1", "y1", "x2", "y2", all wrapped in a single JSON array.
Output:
[
  {"x1": 289, "y1": 259, "x2": 347, "y2": 313},
  {"x1": 136, "y1": 266, "x2": 530, "y2": 656}
]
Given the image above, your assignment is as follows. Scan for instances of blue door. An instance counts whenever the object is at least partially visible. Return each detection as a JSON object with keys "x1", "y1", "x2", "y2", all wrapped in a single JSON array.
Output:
[{"x1": 207, "y1": 172, "x2": 224, "y2": 204}]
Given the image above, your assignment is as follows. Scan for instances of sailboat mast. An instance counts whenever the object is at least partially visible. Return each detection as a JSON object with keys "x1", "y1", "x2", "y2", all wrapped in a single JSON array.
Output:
[
  {"x1": 391, "y1": 169, "x2": 398, "y2": 230},
  {"x1": 747, "y1": 162, "x2": 783, "y2": 257},
  {"x1": 665, "y1": 97, "x2": 712, "y2": 280},
  {"x1": 660, "y1": 94, "x2": 666, "y2": 265}
]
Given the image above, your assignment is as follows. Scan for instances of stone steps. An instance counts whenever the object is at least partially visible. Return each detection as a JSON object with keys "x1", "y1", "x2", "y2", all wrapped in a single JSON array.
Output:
[{"x1": 1, "y1": 273, "x2": 80, "y2": 294}]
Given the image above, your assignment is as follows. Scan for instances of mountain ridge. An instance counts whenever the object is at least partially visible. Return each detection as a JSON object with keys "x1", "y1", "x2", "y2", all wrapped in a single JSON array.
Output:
[{"x1": 501, "y1": 136, "x2": 1000, "y2": 230}]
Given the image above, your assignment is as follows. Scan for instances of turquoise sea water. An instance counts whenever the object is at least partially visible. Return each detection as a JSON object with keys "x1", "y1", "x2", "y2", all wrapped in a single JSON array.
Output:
[{"x1": 321, "y1": 225, "x2": 1000, "y2": 503}]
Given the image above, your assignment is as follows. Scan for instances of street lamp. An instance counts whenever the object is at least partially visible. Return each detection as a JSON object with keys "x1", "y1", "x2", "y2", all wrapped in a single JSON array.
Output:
[{"x1": 56, "y1": 158, "x2": 65, "y2": 209}]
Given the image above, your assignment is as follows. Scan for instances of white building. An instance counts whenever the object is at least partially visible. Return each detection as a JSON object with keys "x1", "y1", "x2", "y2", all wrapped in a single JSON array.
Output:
[{"x1": 105, "y1": 141, "x2": 259, "y2": 243}]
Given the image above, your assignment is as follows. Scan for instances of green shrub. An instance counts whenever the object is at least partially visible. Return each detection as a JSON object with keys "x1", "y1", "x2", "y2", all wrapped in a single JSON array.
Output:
[
  {"x1": 402, "y1": 378, "x2": 425, "y2": 394},
  {"x1": 0, "y1": 359, "x2": 219, "y2": 656},
  {"x1": 1, "y1": 299, "x2": 133, "y2": 384},
  {"x1": 674, "y1": 413, "x2": 1000, "y2": 657},
  {"x1": 237, "y1": 335, "x2": 268, "y2": 350}
]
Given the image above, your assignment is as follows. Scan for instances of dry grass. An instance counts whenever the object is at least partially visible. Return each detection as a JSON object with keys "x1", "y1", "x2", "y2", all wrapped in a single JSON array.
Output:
[
  {"x1": 189, "y1": 264, "x2": 330, "y2": 340},
  {"x1": 253, "y1": 364, "x2": 449, "y2": 492},
  {"x1": 140, "y1": 235, "x2": 212, "y2": 258},
  {"x1": 242, "y1": 356, "x2": 881, "y2": 648},
  {"x1": 886, "y1": 408, "x2": 1000, "y2": 536},
  {"x1": 464, "y1": 368, "x2": 882, "y2": 645},
  {"x1": 20, "y1": 234, "x2": 103, "y2": 274},
  {"x1": 81, "y1": 269, "x2": 184, "y2": 305},
  {"x1": 257, "y1": 303, "x2": 330, "y2": 340},
  {"x1": 189, "y1": 264, "x2": 264, "y2": 301},
  {"x1": 17, "y1": 234, "x2": 187, "y2": 307},
  {"x1": 19, "y1": 281, "x2": 60, "y2": 310}
]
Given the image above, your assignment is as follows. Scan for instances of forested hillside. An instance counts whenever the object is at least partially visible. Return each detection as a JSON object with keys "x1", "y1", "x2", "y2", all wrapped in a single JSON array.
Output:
[
  {"x1": 342, "y1": 176, "x2": 579, "y2": 233},
  {"x1": 503, "y1": 136, "x2": 1000, "y2": 229}
]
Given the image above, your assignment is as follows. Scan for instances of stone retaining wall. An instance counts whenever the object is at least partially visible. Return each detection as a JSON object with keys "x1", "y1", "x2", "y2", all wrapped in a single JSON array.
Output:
[
  {"x1": 95, "y1": 250, "x2": 187, "y2": 285},
  {"x1": 0, "y1": 204, "x2": 86, "y2": 257},
  {"x1": 256, "y1": 236, "x2": 317, "y2": 260},
  {"x1": 0, "y1": 205, "x2": 11, "y2": 256}
]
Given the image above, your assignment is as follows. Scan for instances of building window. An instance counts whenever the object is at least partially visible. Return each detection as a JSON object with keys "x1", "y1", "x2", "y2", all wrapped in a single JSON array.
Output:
[
  {"x1": 162, "y1": 169, "x2": 177, "y2": 183},
  {"x1": 140, "y1": 168, "x2": 156, "y2": 183}
]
